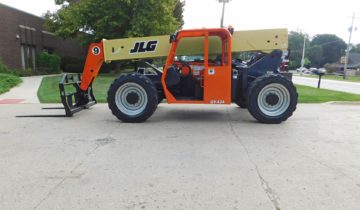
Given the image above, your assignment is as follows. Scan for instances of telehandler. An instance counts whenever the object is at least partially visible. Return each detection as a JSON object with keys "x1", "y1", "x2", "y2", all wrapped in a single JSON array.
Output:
[{"x1": 59, "y1": 28, "x2": 297, "y2": 123}]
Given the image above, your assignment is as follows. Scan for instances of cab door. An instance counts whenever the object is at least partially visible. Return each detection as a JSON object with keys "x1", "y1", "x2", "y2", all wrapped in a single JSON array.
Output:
[{"x1": 203, "y1": 34, "x2": 232, "y2": 104}]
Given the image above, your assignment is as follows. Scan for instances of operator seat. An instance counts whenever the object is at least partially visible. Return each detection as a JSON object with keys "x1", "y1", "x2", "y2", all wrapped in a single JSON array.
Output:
[
  {"x1": 165, "y1": 65, "x2": 181, "y2": 87},
  {"x1": 214, "y1": 55, "x2": 222, "y2": 66}
]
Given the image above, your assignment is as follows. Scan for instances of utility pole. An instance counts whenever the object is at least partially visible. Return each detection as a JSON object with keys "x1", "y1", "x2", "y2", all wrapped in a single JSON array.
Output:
[
  {"x1": 300, "y1": 34, "x2": 307, "y2": 75},
  {"x1": 218, "y1": 0, "x2": 230, "y2": 27},
  {"x1": 344, "y1": 13, "x2": 355, "y2": 80}
]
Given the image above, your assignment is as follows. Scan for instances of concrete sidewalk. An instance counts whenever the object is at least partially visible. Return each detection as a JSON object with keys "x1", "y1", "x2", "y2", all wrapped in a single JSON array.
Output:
[
  {"x1": 0, "y1": 75, "x2": 43, "y2": 104},
  {"x1": 1, "y1": 103, "x2": 360, "y2": 210},
  {"x1": 293, "y1": 76, "x2": 360, "y2": 94}
]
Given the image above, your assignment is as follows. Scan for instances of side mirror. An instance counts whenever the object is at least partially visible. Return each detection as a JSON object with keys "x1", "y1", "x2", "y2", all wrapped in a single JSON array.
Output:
[
  {"x1": 227, "y1": 25, "x2": 234, "y2": 35},
  {"x1": 169, "y1": 34, "x2": 175, "y2": 43}
]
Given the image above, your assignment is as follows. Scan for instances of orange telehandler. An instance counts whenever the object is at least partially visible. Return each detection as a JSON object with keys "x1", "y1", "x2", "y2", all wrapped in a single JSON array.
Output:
[{"x1": 58, "y1": 28, "x2": 297, "y2": 123}]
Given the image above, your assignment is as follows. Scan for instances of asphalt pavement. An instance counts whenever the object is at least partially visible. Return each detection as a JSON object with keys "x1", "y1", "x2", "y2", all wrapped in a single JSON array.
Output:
[
  {"x1": 1, "y1": 103, "x2": 360, "y2": 210},
  {"x1": 293, "y1": 76, "x2": 360, "y2": 94}
]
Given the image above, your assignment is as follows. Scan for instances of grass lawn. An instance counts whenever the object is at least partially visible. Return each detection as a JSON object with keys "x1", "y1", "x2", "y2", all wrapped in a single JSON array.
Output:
[
  {"x1": 37, "y1": 74, "x2": 360, "y2": 103},
  {"x1": 302, "y1": 75, "x2": 360, "y2": 83},
  {"x1": 37, "y1": 74, "x2": 117, "y2": 103},
  {"x1": 296, "y1": 84, "x2": 360, "y2": 103},
  {"x1": 0, "y1": 73, "x2": 22, "y2": 94}
]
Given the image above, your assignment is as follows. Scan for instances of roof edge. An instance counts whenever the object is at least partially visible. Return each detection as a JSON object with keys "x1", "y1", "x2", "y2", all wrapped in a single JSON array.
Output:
[{"x1": 0, "y1": 2, "x2": 46, "y2": 20}]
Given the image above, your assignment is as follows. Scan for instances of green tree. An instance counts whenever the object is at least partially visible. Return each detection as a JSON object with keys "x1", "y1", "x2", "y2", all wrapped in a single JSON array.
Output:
[
  {"x1": 310, "y1": 34, "x2": 346, "y2": 66},
  {"x1": 45, "y1": 0, "x2": 185, "y2": 45},
  {"x1": 303, "y1": 57, "x2": 311, "y2": 67},
  {"x1": 173, "y1": 0, "x2": 185, "y2": 28},
  {"x1": 288, "y1": 31, "x2": 310, "y2": 69},
  {"x1": 350, "y1": 43, "x2": 360, "y2": 53},
  {"x1": 307, "y1": 45, "x2": 323, "y2": 67},
  {"x1": 127, "y1": 0, "x2": 182, "y2": 37}
]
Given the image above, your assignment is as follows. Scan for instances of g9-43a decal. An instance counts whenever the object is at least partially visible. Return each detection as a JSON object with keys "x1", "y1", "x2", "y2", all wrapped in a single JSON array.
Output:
[{"x1": 210, "y1": 100, "x2": 225, "y2": 104}]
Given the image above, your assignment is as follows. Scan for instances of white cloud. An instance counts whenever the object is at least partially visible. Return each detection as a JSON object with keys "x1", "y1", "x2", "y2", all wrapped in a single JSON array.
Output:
[
  {"x1": 183, "y1": 0, "x2": 360, "y2": 44},
  {"x1": 0, "y1": 0, "x2": 59, "y2": 16}
]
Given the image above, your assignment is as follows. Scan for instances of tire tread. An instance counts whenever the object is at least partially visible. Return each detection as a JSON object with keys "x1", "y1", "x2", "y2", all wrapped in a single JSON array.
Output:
[
  {"x1": 247, "y1": 73, "x2": 298, "y2": 124},
  {"x1": 107, "y1": 73, "x2": 158, "y2": 123}
]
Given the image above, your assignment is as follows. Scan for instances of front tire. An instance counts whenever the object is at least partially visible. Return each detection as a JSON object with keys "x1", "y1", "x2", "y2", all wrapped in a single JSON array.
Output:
[
  {"x1": 107, "y1": 73, "x2": 158, "y2": 123},
  {"x1": 234, "y1": 97, "x2": 247, "y2": 108},
  {"x1": 157, "y1": 92, "x2": 165, "y2": 104},
  {"x1": 247, "y1": 74, "x2": 297, "y2": 124}
]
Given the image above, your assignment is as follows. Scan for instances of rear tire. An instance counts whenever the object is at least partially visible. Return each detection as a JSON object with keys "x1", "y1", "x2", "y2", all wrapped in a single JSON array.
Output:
[
  {"x1": 247, "y1": 74, "x2": 297, "y2": 124},
  {"x1": 107, "y1": 73, "x2": 158, "y2": 123}
]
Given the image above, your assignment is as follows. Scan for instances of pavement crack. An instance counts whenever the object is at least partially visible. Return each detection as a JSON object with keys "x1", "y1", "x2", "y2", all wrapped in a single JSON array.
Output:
[
  {"x1": 226, "y1": 108, "x2": 281, "y2": 210},
  {"x1": 32, "y1": 136, "x2": 115, "y2": 209},
  {"x1": 46, "y1": 172, "x2": 85, "y2": 180},
  {"x1": 257, "y1": 172, "x2": 281, "y2": 210},
  {"x1": 32, "y1": 177, "x2": 67, "y2": 210}
]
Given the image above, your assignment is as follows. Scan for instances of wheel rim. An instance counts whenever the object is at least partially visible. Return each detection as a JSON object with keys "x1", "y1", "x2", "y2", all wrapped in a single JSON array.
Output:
[
  {"x1": 115, "y1": 82, "x2": 148, "y2": 116},
  {"x1": 257, "y1": 83, "x2": 290, "y2": 117}
]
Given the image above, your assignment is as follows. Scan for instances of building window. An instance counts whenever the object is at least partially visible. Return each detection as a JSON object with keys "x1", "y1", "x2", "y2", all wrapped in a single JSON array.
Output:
[
  {"x1": 21, "y1": 45, "x2": 36, "y2": 70},
  {"x1": 43, "y1": 47, "x2": 55, "y2": 54}
]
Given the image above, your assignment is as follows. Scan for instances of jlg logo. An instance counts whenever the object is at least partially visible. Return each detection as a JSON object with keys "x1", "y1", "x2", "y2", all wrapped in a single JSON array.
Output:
[{"x1": 130, "y1": 40, "x2": 158, "y2": 54}]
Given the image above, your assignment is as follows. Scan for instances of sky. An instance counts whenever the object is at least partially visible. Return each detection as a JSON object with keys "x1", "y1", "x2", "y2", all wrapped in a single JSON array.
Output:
[{"x1": 0, "y1": 0, "x2": 359, "y2": 44}]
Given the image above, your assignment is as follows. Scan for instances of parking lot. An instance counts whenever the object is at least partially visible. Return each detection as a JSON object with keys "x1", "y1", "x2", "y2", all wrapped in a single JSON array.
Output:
[{"x1": 1, "y1": 103, "x2": 360, "y2": 210}]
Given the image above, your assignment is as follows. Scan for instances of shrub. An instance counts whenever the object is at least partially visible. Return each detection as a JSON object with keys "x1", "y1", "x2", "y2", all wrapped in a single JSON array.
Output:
[
  {"x1": 0, "y1": 73, "x2": 22, "y2": 94},
  {"x1": 61, "y1": 56, "x2": 112, "y2": 73},
  {"x1": 289, "y1": 60, "x2": 299, "y2": 70},
  {"x1": 61, "y1": 56, "x2": 85, "y2": 73},
  {"x1": 1, "y1": 56, "x2": 50, "y2": 77},
  {"x1": 324, "y1": 63, "x2": 339, "y2": 74},
  {"x1": 37, "y1": 52, "x2": 61, "y2": 74},
  {"x1": 63, "y1": 64, "x2": 84, "y2": 73},
  {"x1": 0, "y1": 58, "x2": 9, "y2": 73},
  {"x1": 11, "y1": 68, "x2": 49, "y2": 77}
]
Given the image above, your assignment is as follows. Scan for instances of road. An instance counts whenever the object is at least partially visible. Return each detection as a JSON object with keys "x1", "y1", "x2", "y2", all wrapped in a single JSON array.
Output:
[
  {"x1": 293, "y1": 76, "x2": 360, "y2": 94},
  {"x1": 1, "y1": 103, "x2": 360, "y2": 210}
]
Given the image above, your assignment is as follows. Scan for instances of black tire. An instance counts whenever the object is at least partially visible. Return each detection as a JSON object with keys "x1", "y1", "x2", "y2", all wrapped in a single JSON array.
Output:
[
  {"x1": 157, "y1": 92, "x2": 165, "y2": 104},
  {"x1": 247, "y1": 74, "x2": 297, "y2": 124},
  {"x1": 234, "y1": 98, "x2": 247, "y2": 108},
  {"x1": 107, "y1": 73, "x2": 158, "y2": 123}
]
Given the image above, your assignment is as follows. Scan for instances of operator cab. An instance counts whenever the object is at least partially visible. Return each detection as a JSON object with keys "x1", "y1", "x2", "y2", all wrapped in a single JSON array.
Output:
[{"x1": 162, "y1": 28, "x2": 232, "y2": 104}]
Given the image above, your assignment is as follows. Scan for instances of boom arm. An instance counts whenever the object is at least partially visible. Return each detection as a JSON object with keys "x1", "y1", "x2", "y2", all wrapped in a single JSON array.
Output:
[
  {"x1": 79, "y1": 28, "x2": 288, "y2": 91},
  {"x1": 101, "y1": 28, "x2": 288, "y2": 62},
  {"x1": 79, "y1": 43, "x2": 104, "y2": 91}
]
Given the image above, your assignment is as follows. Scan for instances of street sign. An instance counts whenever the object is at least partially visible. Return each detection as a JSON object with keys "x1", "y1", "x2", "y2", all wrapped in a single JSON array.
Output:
[{"x1": 340, "y1": 56, "x2": 347, "y2": 64}]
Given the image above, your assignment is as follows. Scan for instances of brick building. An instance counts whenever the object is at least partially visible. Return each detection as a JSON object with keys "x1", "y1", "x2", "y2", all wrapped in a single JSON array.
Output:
[{"x1": 0, "y1": 3, "x2": 83, "y2": 70}]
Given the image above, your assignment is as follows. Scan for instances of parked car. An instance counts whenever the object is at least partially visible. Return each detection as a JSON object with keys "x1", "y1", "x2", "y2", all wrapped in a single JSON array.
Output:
[
  {"x1": 303, "y1": 70, "x2": 312, "y2": 75},
  {"x1": 296, "y1": 67, "x2": 308, "y2": 73},
  {"x1": 318, "y1": 68, "x2": 326, "y2": 74},
  {"x1": 311, "y1": 68, "x2": 326, "y2": 75}
]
